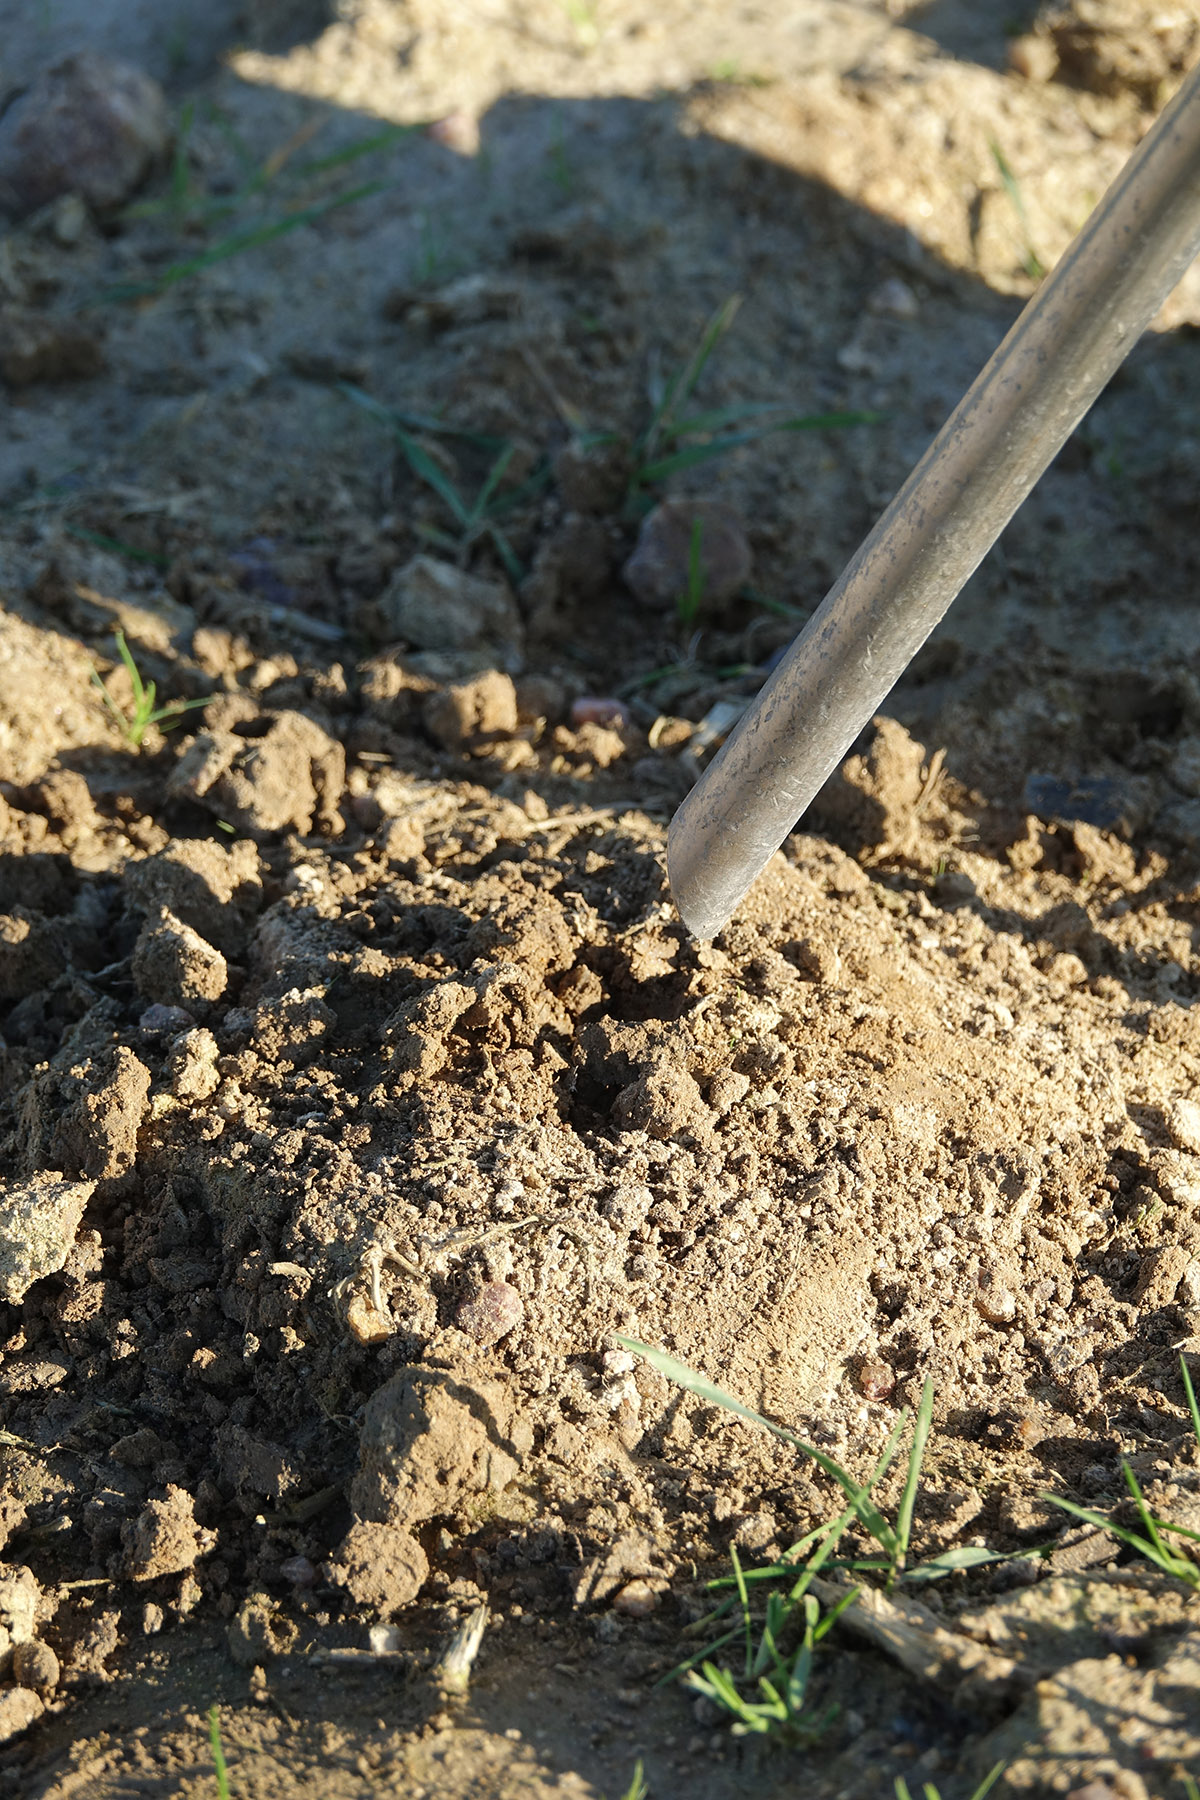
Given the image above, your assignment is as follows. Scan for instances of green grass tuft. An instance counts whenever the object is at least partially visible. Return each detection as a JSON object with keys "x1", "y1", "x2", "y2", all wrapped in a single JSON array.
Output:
[
  {"x1": 90, "y1": 630, "x2": 210, "y2": 749},
  {"x1": 208, "y1": 1706, "x2": 231, "y2": 1800}
]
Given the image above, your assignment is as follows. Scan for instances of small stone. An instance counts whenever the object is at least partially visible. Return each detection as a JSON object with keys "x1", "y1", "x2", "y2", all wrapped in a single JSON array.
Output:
[
  {"x1": 12, "y1": 1639, "x2": 58, "y2": 1695},
  {"x1": 381, "y1": 555, "x2": 522, "y2": 658},
  {"x1": 975, "y1": 1277, "x2": 1018, "y2": 1326},
  {"x1": 867, "y1": 277, "x2": 919, "y2": 319},
  {"x1": 138, "y1": 1003, "x2": 195, "y2": 1036},
  {"x1": 613, "y1": 1579, "x2": 661, "y2": 1618},
  {"x1": 279, "y1": 1556, "x2": 317, "y2": 1588},
  {"x1": 857, "y1": 1360, "x2": 895, "y2": 1400},
  {"x1": 623, "y1": 499, "x2": 751, "y2": 611},
  {"x1": 0, "y1": 52, "x2": 170, "y2": 220},
  {"x1": 0, "y1": 1174, "x2": 94, "y2": 1304},
  {"x1": 570, "y1": 697, "x2": 630, "y2": 730},
  {"x1": 132, "y1": 909, "x2": 227, "y2": 1009},
  {"x1": 1168, "y1": 1099, "x2": 1200, "y2": 1156},
  {"x1": 0, "y1": 1686, "x2": 43, "y2": 1743},
  {"x1": 345, "y1": 1291, "x2": 392, "y2": 1346},
  {"x1": 456, "y1": 1281, "x2": 524, "y2": 1346},
  {"x1": 0, "y1": 307, "x2": 103, "y2": 386},
  {"x1": 141, "y1": 1603, "x2": 164, "y2": 1635}
]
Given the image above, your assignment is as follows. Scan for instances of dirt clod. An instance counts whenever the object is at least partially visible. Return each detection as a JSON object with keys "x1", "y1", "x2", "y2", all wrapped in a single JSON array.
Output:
[
  {"x1": 132, "y1": 910, "x2": 228, "y2": 1008},
  {"x1": 122, "y1": 1487, "x2": 214, "y2": 1583},
  {"x1": 325, "y1": 1521, "x2": 429, "y2": 1617},
  {"x1": 0, "y1": 51, "x2": 169, "y2": 219},
  {"x1": 0, "y1": 1173, "x2": 94, "y2": 1302},
  {"x1": 12, "y1": 1640, "x2": 59, "y2": 1696},
  {"x1": 380, "y1": 556, "x2": 522, "y2": 661}
]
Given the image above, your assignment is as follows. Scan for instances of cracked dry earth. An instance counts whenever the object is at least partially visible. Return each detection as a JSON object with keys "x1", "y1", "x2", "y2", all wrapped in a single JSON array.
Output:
[{"x1": 3, "y1": 1, "x2": 1200, "y2": 1797}]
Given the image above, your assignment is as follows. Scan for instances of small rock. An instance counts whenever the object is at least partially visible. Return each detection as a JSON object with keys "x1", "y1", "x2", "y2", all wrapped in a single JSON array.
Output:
[
  {"x1": 138, "y1": 1003, "x2": 195, "y2": 1036},
  {"x1": 0, "y1": 1687, "x2": 43, "y2": 1744},
  {"x1": 456, "y1": 1281, "x2": 524, "y2": 1346},
  {"x1": 132, "y1": 909, "x2": 227, "y2": 1009},
  {"x1": 0, "y1": 307, "x2": 103, "y2": 385},
  {"x1": 867, "y1": 277, "x2": 919, "y2": 319},
  {"x1": 0, "y1": 1174, "x2": 94, "y2": 1303},
  {"x1": 573, "y1": 1533, "x2": 662, "y2": 1607},
  {"x1": 857, "y1": 1359, "x2": 896, "y2": 1399},
  {"x1": 142, "y1": 1603, "x2": 164, "y2": 1636},
  {"x1": 1168, "y1": 1099, "x2": 1200, "y2": 1156},
  {"x1": 571, "y1": 697, "x2": 630, "y2": 730},
  {"x1": 976, "y1": 1278, "x2": 1018, "y2": 1326},
  {"x1": 613, "y1": 1579, "x2": 660, "y2": 1618},
  {"x1": 424, "y1": 670, "x2": 519, "y2": 752},
  {"x1": 622, "y1": 499, "x2": 751, "y2": 611},
  {"x1": 12, "y1": 1639, "x2": 59, "y2": 1695},
  {"x1": 326, "y1": 1521, "x2": 428, "y2": 1616},
  {"x1": 227, "y1": 1592, "x2": 299, "y2": 1666},
  {"x1": 279, "y1": 1556, "x2": 317, "y2": 1588},
  {"x1": 380, "y1": 555, "x2": 522, "y2": 659},
  {"x1": 0, "y1": 52, "x2": 169, "y2": 219}
]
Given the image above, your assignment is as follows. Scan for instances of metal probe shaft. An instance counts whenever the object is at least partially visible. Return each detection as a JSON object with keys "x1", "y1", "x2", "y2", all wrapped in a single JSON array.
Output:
[{"x1": 668, "y1": 61, "x2": 1200, "y2": 940}]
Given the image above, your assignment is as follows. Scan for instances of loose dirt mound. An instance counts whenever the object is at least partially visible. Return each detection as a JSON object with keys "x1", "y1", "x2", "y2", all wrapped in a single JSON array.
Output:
[{"x1": 3, "y1": 3, "x2": 1200, "y2": 1796}]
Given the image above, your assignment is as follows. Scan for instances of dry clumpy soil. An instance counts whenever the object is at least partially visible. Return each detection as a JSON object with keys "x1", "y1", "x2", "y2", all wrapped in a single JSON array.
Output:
[{"x1": 4, "y1": 2, "x2": 1200, "y2": 1797}]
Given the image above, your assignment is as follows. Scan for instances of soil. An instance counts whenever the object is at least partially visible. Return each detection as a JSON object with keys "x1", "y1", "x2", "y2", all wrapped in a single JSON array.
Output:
[{"x1": 3, "y1": 2, "x2": 1200, "y2": 1796}]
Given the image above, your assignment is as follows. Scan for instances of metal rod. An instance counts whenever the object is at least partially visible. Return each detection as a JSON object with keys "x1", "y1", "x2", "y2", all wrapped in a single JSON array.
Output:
[{"x1": 668, "y1": 62, "x2": 1200, "y2": 940}]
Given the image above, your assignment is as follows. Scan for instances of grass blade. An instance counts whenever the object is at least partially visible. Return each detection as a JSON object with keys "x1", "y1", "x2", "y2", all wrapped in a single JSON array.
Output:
[
  {"x1": 640, "y1": 295, "x2": 741, "y2": 465},
  {"x1": 393, "y1": 428, "x2": 471, "y2": 526},
  {"x1": 468, "y1": 444, "x2": 516, "y2": 530},
  {"x1": 1181, "y1": 1354, "x2": 1200, "y2": 1449},
  {"x1": 615, "y1": 1336, "x2": 897, "y2": 1550},
  {"x1": 98, "y1": 181, "x2": 384, "y2": 303},
  {"x1": 892, "y1": 1377, "x2": 934, "y2": 1581},
  {"x1": 208, "y1": 1706, "x2": 231, "y2": 1800}
]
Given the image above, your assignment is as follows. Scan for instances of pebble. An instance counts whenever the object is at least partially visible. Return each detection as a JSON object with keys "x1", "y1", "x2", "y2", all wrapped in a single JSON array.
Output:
[
  {"x1": 570, "y1": 697, "x2": 630, "y2": 730},
  {"x1": 857, "y1": 1360, "x2": 895, "y2": 1400},
  {"x1": 456, "y1": 1281, "x2": 524, "y2": 1346},
  {"x1": 975, "y1": 1275, "x2": 1018, "y2": 1325},
  {"x1": 613, "y1": 1579, "x2": 660, "y2": 1618},
  {"x1": 0, "y1": 52, "x2": 169, "y2": 220},
  {"x1": 622, "y1": 499, "x2": 751, "y2": 611},
  {"x1": 867, "y1": 277, "x2": 919, "y2": 319},
  {"x1": 279, "y1": 1555, "x2": 317, "y2": 1588},
  {"x1": 138, "y1": 1003, "x2": 195, "y2": 1036}
]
